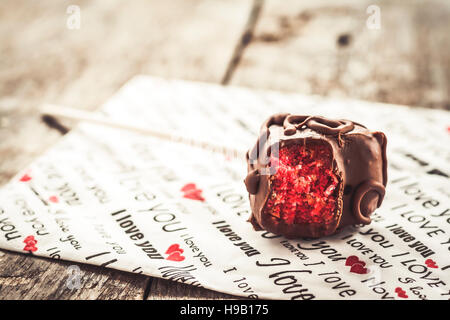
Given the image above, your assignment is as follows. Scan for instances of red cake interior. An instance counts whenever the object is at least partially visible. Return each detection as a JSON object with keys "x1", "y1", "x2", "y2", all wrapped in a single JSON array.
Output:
[{"x1": 264, "y1": 142, "x2": 339, "y2": 225}]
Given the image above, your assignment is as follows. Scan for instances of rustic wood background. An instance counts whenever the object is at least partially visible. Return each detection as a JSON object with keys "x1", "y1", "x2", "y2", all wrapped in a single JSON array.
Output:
[{"x1": 0, "y1": 0, "x2": 449, "y2": 299}]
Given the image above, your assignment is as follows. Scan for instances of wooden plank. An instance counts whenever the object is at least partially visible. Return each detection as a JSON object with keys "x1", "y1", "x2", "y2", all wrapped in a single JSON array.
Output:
[
  {"x1": 230, "y1": 0, "x2": 450, "y2": 109},
  {"x1": 0, "y1": 250, "x2": 149, "y2": 300},
  {"x1": 148, "y1": 279, "x2": 242, "y2": 300},
  {"x1": 0, "y1": 0, "x2": 251, "y2": 299}
]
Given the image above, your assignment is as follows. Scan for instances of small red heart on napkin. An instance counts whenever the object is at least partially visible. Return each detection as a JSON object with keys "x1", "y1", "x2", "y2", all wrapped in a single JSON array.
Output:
[
  {"x1": 23, "y1": 244, "x2": 38, "y2": 252},
  {"x1": 181, "y1": 183, "x2": 197, "y2": 192},
  {"x1": 346, "y1": 255, "x2": 366, "y2": 267},
  {"x1": 166, "y1": 243, "x2": 184, "y2": 255},
  {"x1": 165, "y1": 244, "x2": 185, "y2": 262},
  {"x1": 23, "y1": 235, "x2": 38, "y2": 252},
  {"x1": 20, "y1": 174, "x2": 32, "y2": 182},
  {"x1": 24, "y1": 235, "x2": 36, "y2": 244},
  {"x1": 181, "y1": 183, "x2": 205, "y2": 202},
  {"x1": 49, "y1": 196, "x2": 59, "y2": 203},
  {"x1": 24, "y1": 239, "x2": 37, "y2": 246},
  {"x1": 166, "y1": 251, "x2": 185, "y2": 262},
  {"x1": 425, "y1": 259, "x2": 438, "y2": 268},
  {"x1": 395, "y1": 287, "x2": 408, "y2": 299},
  {"x1": 350, "y1": 263, "x2": 369, "y2": 274}
]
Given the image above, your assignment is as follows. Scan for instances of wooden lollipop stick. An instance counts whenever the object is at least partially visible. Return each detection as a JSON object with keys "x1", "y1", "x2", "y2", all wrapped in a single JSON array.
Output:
[{"x1": 41, "y1": 104, "x2": 246, "y2": 159}]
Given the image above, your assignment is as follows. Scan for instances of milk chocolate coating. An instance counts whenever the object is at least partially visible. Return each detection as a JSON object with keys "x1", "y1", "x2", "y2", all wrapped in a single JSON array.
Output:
[{"x1": 245, "y1": 114, "x2": 387, "y2": 238}]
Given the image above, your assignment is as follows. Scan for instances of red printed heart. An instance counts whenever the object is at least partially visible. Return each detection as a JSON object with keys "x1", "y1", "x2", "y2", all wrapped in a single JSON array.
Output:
[
  {"x1": 24, "y1": 239, "x2": 37, "y2": 246},
  {"x1": 346, "y1": 255, "x2": 366, "y2": 267},
  {"x1": 165, "y1": 244, "x2": 184, "y2": 255},
  {"x1": 181, "y1": 183, "x2": 205, "y2": 202},
  {"x1": 23, "y1": 236, "x2": 38, "y2": 252},
  {"x1": 23, "y1": 244, "x2": 37, "y2": 252},
  {"x1": 49, "y1": 196, "x2": 59, "y2": 203},
  {"x1": 350, "y1": 263, "x2": 369, "y2": 274},
  {"x1": 23, "y1": 235, "x2": 36, "y2": 244},
  {"x1": 20, "y1": 174, "x2": 32, "y2": 182},
  {"x1": 181, "y1": 183, "x2": 197, "y2": 192},
  {"x1": 166, "y1": 251, "x2": 185, "y2": 262},
  {"x1": 395, "y1": 287, "x2": 408, "y2": 299},
  {"x1": 425, "y1": 259, "x2": 438, "y2": 268},
  {"x1": 183, "y1": 190, "x2": 205, "y2": 201}
]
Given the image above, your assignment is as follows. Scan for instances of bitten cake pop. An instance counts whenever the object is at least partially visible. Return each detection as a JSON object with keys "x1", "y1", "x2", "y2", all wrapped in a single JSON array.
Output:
[{"x1": 245, "y1": 114, "x2": 387, "y2": 239}]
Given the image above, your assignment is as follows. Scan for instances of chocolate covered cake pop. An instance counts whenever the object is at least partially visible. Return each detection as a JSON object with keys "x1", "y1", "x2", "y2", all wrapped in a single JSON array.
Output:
[{"x1": 245, "y1": 114, "x2": 387, "y2": 238}]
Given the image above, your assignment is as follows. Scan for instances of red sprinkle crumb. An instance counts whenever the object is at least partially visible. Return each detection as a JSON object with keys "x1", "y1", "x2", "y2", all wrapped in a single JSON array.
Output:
[{"x1": 263, "y1": 143, "x2": 339, "y2": 225}]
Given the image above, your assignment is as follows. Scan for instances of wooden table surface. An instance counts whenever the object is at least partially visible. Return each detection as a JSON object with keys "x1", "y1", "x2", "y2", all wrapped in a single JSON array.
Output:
[{"x1": 0, "y1": 0, "x2": 449, "y2": 300}]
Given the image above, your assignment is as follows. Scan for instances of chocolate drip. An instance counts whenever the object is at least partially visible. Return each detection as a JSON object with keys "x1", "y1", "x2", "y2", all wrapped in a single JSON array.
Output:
[
  {"x1": 283, "y1": 115, "x2": 355, "y2": 139},
  {"x1": 352, "y1": 180, "x2": 386, "y2": 224},
  {"x1": 373, "y1": 132, "x2": 388, "y2": 186},
  {"x1": 245, "y1": 169, "x2": 260, "y2": 194}
]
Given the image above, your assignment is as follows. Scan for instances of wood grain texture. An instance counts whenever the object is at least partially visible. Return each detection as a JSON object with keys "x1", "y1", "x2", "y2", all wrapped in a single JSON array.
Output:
[
  {"x1": 147, "y1": 278, "x2": 241, "y2": 300},
  {"x1": 0, "y1": 250, "x2": 149, "y2": 300},
  {"x1": 231, "y1": 0, "x2": 450, "y2": 110},
  {"x1": 0, "y1": 0, "x2": 251, "y2": 299}
]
